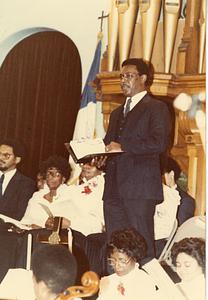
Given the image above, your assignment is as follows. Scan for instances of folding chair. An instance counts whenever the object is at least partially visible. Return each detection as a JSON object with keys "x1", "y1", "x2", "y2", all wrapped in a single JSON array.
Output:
[
  {"x1": 158, "y1": 216, "x2": 205, "y2": 267},
  {"x1": 158, "y1": 219, "x2": 178, "y2": 263},
  {"x1": 143, "y1": 258, "x2": 186, "y2": 300}
]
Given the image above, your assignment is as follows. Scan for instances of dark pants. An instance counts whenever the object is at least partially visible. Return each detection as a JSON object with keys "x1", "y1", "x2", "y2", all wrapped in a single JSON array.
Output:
[
  {"x1": 0, "y1": 229, "x2": 25, "y2": 282},
  {"x1": 17, "y1": 229, "x2": 107, "y2": 281},
  {"x1": 104, "y1": 196, "x2": 156, "y2": 263},
  {"x1": 17, "y1": 229, "x2": 90, "y2": 284}
]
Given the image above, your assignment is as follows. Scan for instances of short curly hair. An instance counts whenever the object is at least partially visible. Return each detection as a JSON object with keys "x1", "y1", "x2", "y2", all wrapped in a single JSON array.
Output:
[
  {"x1": 32, "y1": 244, "x2": 77, "y2": 295},
  {"x1": 160, "y1": 156, "x2": 181, "y2": 180},
  {"x1": 39, "y1": 155, "x2": 71, "y2": 181},
  {"x1": 171, "y1": 237, "x2": 205, "y2": 274},
  {"x1": 107, "y1": 228, "x2": 147, "y2": 264},
  {"x1": 0, "y1": 138, "x2": 25, "y2": 158}
]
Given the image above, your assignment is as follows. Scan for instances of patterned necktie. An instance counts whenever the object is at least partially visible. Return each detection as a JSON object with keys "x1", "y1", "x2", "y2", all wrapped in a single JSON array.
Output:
[
  {"x1": 0, "y1": 174, "x2": 5, "y2": 196},
  {"x1": 124, "y1": 98, "x2": 132, "y2": 117}
]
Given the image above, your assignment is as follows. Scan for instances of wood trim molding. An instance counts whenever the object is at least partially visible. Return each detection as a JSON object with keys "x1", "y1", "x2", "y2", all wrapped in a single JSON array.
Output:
[{"x1": 95, "y1": 72, "x2": 205, "y2": 101}]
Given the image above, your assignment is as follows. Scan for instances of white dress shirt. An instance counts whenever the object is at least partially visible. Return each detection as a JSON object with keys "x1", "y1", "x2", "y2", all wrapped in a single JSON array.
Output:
[
  {"x1": 0, "y1": 169, "x2": 17, "y2": 194},
  {"x1": 123, "y1": 91, "x2": 147, "y2": 113}
]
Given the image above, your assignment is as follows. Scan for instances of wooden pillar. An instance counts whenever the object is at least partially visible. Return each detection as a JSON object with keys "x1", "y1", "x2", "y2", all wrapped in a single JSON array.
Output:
[{"x1": 176, "y1": 0, "x2": 201, "y2": 74}]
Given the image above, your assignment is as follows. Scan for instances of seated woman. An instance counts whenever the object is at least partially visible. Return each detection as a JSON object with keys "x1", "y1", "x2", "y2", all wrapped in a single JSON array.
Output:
[
  {"x1": 20, "y1": 155, "x2": 106, "y2": 279},
  {"x1": 21, "y1": 156, "x2": 104, "y2": 235},
  {"x1": 97, "y1": 228, "x2": 161, "y2": 300},
  {"x1": 171, "y1": 237, "x2": 205, "y2": 300},
  {"x1": 21, "y1": 155, "x2": 72, "y2": 230}
]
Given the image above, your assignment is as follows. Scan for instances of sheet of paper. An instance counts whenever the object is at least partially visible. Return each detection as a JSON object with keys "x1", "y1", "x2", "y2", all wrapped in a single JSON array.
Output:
[
  {"x1": 39, "y1": 203, "x2": 54, "y2": 218},
  {"x1": 0, "y1": 214, "x2": 31, "y2": 230}
]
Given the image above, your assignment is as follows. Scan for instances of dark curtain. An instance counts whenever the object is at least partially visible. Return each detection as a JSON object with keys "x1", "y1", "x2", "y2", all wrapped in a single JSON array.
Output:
[{"x1": 0, "y1": 31, "x2": 82, "y2": 179}]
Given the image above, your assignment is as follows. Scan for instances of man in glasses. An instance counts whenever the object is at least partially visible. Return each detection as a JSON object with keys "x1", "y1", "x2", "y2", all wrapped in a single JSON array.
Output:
[
  {"x1": 102, "y1": 58, "x2": 171, "y2": 263},
  {"x1": 0, "y1": 138, "x2": 36, "y2": 220},
  {"x1": 0, "y1": 138, "x2": 36, "y2": 282}
]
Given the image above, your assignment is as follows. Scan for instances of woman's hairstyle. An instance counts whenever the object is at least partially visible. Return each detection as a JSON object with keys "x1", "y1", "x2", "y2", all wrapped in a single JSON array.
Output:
[
  {"x1": 107, "y1": 228, "x2": 147, "y2": 264},
  {"x1": 39, "y1": 155, "x2": 71, "y2": 181},
  {"x1": 171, "y1": 237, "x2": 205, "y2": 274}
]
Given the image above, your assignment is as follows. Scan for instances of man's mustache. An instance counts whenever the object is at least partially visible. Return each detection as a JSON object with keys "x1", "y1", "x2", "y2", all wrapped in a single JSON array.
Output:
[{"x1": 121, "y1": 83, "x2": 130, "y2": 89}]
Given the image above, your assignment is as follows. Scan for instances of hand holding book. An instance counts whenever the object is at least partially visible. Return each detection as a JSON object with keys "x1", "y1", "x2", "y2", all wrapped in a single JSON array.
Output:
[
  {"x1": 105, "y1": 141, "x2": 122, "y2": 152},
  {"x1": 65, "y1": 138, "x2": 124, "y2": 164}
]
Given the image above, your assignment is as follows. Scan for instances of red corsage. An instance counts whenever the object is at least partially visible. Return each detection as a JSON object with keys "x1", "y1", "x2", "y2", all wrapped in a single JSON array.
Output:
[
  {"x1": 81, "y1": 185, "x2": 92, "y2": 194},
  {"x1": 117, "y1": 282, "x2": 125, "y2": 296}
]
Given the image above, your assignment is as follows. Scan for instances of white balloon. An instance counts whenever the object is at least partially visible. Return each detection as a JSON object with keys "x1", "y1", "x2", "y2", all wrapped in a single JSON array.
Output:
[{"x1": 173, "y1": 93, "x2": 192, "y2": 112}]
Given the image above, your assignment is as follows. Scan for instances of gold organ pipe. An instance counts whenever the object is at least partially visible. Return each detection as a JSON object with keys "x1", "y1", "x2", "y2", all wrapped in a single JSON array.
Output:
[
  {"x1": 116, "y1": 0, "x2": 138, "y2": 66},
  {"x1": 198, "y1": 0, "x2": 206, "y2": 73},
  {"x1": 108, "y1": 0, "x2": 119, "y2": 71},
  {"x1": 164, "y1": 0, "x2": 181, "y2": 73},
  {"x1": 139, "y1": 0, "x2": 162, "y2": 62}
]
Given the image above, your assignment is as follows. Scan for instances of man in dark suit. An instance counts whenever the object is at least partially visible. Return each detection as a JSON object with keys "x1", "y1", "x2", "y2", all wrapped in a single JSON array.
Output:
[
  {"x1": 161, "y1": 156, "x2": 195, "y2": 226},
  {"x1": 102, "y1": 58, "x2": 171, "y2": 262},
  {"x1": 0, "y1": 138, "x2": 36, "y2": 220},
  {"x1": 0, "y1": 138, "x2": 36, "y2": 282}
]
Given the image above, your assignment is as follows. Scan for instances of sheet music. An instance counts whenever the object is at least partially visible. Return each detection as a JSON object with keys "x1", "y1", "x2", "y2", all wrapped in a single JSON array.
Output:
[
  {"x1": 39, "y1": 203, "x2": 54, "y2": 218},
  {"x1": 0, "y1": 214, "x2": 31, "y2": 230}
]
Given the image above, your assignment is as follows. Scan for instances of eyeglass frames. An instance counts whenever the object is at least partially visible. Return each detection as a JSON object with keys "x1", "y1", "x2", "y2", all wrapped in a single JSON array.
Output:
[
  {"x1": 0, "y1": 152, "x2": 14, "y2": 160},
  {"x1": 107, "y1": 257, "x2": 132, "y2": 267},
  {"x1": 119, "y1": 72, "x2": 140, "y2": 80}
]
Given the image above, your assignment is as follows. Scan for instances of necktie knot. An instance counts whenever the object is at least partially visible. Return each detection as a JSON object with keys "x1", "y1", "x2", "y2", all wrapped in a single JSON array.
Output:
[{"x1": 124, "y1": 98, "x2": 132, "y2": 117}]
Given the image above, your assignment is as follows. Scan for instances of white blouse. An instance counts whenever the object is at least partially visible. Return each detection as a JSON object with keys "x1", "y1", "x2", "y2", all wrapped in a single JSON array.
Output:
[
  {"x1": 97, "y1": 265, "x2": 161, "y2": 300},
  {"x1": 21, "y1": 175, "x2": 105, "y2": 235}
]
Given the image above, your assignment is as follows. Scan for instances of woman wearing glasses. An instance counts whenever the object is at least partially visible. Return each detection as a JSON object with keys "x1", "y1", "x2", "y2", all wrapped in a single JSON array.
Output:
[
  {"x1": 21, "y1": 156, "x2": 104, "y2": 235},
  {"x1": 97, "y1": 228, "x2": 160, "y2": 300},
  {"x1": 20, "y1": 155, "x2": 72, "y2": 229}
]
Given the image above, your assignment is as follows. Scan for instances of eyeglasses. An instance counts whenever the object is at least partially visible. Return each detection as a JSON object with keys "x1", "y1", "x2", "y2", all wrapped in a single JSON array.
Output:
[
  {"x1": 107, "y1": 257, "x2": 132, "y2": 267},
  {"x1": 0, "y1": 152, "x2": 14, "y2": 160},
  {"x1": 46, "y1": 170, "x2": 62, "y2": 178},
  {"x1": 119, "y1": 72, "x2": 140, "y2": 80}
]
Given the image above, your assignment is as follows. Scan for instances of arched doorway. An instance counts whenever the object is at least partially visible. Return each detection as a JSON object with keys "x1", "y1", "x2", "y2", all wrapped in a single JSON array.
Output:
[{"x1": 0, "y1": 30, "x2": 82, "y2": 179}]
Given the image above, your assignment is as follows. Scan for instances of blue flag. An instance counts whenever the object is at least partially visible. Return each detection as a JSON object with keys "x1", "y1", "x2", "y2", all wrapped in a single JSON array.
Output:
[{"x1": 73, "y1": 38, "x2": 102, "y2": 140}]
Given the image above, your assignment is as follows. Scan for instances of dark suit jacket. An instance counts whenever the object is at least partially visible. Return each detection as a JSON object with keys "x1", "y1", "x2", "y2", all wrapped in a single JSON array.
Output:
[
  {"x1": 103, "y1": 93, "x2": 171, "y2": 203},
  {"x1": 177, "y1": 187, "x2": 195, "y2": 226},
  {"x1": 0, "y1": 170, "x2": 36, "y2": 220}
]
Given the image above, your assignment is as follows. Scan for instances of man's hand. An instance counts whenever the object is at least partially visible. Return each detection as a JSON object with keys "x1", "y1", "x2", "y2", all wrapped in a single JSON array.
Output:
[
  {"x1": 91, "y1": 156, "x2": 108, "y2": 170},
  {"x1": 105, "y1": 141, "x2": 122, "y2": 152}
]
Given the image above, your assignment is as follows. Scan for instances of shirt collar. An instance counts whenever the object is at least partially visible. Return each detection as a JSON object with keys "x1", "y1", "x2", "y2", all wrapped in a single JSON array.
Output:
[
  {"x1": 125, "y1": 91, "x2": 147, "y2": 111},
  {"x1": 1, "y1": 168, "x2": 17, "y2": 180},
  {"x1": 131, "y1": 90, "x2": 147, "y2": 103}
]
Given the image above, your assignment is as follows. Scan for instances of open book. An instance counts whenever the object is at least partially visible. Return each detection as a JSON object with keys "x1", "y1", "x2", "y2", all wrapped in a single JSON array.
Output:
[
  {"x1": 65, "y1": 138, "x2": 123, "y2": 164},
  {"x1": 0, "y1": 214, "x2": 31, "y2": 230}
]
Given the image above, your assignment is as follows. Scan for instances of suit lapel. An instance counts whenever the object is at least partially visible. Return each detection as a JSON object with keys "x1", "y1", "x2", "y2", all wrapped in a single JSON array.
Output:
[
  {"x1": 2, "y1": 171, "x2": 19, "y2": 199},
  {"x1": 124, "y1": 94, "x2": 149, "y2": 127}
]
